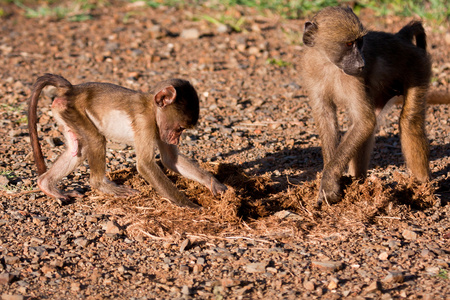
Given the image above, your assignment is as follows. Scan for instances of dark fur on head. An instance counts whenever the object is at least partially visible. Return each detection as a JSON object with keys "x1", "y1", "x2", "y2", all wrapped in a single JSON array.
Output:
[
  {"x1": 304, "y1": 7, "x2": 367, "y2": 47},
  {"x1": 153, "y1": 79, "x2": 199, "y2": 128}
]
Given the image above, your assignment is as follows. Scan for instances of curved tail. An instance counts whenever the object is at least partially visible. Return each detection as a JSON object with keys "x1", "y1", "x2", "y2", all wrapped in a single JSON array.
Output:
[
  {"x1": 396, "y1": 21, "x2": 427, "y2": 50},
  {"x1": 28, "y1": 74, "x2": 72, "y2": 175},
  {"x1": 426, "y1": 90, "x2": 450, "y2": 104}
]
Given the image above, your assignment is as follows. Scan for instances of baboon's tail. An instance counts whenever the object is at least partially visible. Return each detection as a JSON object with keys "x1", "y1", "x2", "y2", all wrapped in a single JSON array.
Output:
[
  {"x1": 28, "y1": 74, "x2": 72, "y2": 175},
  {"x1": 426, "y1": 90, "x2": 450, "y2": 105},
  {"x1": 396, "y1": 21, "x2": 427, "y2": 50}
]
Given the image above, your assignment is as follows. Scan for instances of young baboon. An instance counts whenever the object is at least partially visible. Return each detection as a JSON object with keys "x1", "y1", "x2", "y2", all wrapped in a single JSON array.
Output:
[
  {"x1": 300, "y1": 7, "x2": 432, "y2": 205},
  {"x1": 28, "y1": 74, "x2": 227, "y2": 208}
]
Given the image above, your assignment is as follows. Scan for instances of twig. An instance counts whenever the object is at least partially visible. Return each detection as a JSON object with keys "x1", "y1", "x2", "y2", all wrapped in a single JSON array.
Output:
[
  {"x1": 186, "y1": 233, "x2": 271, "y2": 244},
  {"x1": 322, "y1": 190, "x2": 331, "y2": 207},
  {"x1": 239, "y1": 121, "x2": 304, "y2": 127},
  {"x1": 242, "y1": 221, "x2": 253, "y2": 231},
  {"x1": 138, "y1": 229, "x2": 169, "y2": 240},
  {"x1": 297, "y1": 199, "x2": 313, "y2": 217},
  {"x1": 134, "y1": 206, "x2": 154, "y2": 210},
  {"x1": 375, "y1": 216, "x2": 401, "y2": 220},
  {"x1": 186, "y1": 233, "x2": 212, "y2": 240},
  {"x1": 286, "y1": 175, "x2": 302, "y2": 187},
  {"x1": 224, "y1": 236, "x2": 271, "y2": 243}
]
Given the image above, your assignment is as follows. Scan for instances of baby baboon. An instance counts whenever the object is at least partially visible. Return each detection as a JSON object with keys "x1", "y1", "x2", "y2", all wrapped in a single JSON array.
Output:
[
  {"x1": 28, "y1": 74, "x2": 227, "y2": 207},
  {"x1": 301, "y1": 7, "x2": 431, "y2": 205}
]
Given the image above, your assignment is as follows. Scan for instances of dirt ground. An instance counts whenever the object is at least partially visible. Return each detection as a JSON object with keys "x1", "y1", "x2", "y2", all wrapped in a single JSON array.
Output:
[{"x1": 0, "y1": 2, "x2": 449, "y2": 299}]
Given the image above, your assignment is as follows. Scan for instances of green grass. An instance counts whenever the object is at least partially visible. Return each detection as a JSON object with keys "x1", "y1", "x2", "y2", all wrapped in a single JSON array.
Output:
[
  {"x1": 17, "y1": 116, "x2": 28, "y2": 124},
  {"x1": 202, "y1": 14, "x2": 247, "y2": 32},
  {"x1": 358, "y1": 0, "x2": 450, "y2": 22},
  {"x1": 8, "y1": 0, "x2": 450, "y2": 22},
  {"x1": 437, "y1": 269, "x2": 449, "y2": 280},
  {"x1": 205, "y1": 0, "x2": 345, "y2": 19},
  {"x1": 0, "y1": 170, "x2": 36, "y2": 193},
  {"x1": 0, "y1": 170, "x2": 14, "y2": 179},
  {"x1": 1, "y1": 103, "x2": 23, "y2": 113},
  {"x1": 0, "y1": 104, "x2": 27, "y2": 124},
  {"x1": 266, "y1": 58, "x2": 291, "y2": 67},
  {"x1": 0, "y1": 172, "x2": 15, "y2": 192},
  {"x1": 12, "y1": 0, "x2": 94, "y2": 21},
  {"x1": 129, "y1": 0, "x2": 185, "y2": 8}
]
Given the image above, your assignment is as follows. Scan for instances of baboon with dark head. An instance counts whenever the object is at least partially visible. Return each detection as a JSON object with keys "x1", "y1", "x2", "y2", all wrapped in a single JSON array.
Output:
[{"x1": 300, "y1": 7, "x2": 432, "y2": 205}]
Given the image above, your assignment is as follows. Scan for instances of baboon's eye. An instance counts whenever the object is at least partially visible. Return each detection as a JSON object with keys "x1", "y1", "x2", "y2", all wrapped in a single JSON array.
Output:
[{"x1": 346, "y1": 41, "x2": 354, "y2": 47}]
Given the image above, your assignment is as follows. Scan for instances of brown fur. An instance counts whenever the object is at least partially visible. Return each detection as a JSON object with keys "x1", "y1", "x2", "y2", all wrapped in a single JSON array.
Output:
[
  {"x1": 301, "y1": 7, "x2": 432, "y2": 205},
  {"x1": 28, "y1": 74, "x2": 226, "y2": 207}
]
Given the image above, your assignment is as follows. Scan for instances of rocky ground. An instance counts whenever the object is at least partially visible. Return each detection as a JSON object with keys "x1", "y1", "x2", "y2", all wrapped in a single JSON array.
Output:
[{"x1": 0, "y1": 2, "x2": 449, "y2": 299}]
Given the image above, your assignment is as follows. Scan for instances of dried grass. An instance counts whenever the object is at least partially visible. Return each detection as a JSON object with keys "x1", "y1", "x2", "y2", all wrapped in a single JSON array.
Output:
[{"x1": 94, "y1": 163, "x2": 439, "y2": 241}]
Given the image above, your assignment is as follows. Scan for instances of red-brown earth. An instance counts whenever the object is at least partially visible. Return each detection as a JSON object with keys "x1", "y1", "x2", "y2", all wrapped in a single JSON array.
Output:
[{"x1": 0, "y1": 2, "x2": 449, "y2": 299}]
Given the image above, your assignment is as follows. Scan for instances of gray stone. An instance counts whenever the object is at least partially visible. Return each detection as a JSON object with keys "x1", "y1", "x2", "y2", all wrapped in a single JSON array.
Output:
[
  {"x1": 274, "y1": 210, "x2": 303, "y2": 221},
  {"x1": 29, "y1": 246, "x2": 46, "y2": 256},
  {"x1": 388, "y1": 240, "x2": 401, "y2": 249},
  {"x1": 74, "y1": 237, "x2": 89, "y2": 248},
  {"x1": 311, "y1": 260, "x2": 344, "y2": 272},
  {"x1": 197, "y1": 257, "x2": 205, "y2": 265},
  {"x1": 4, "y1": 256, "x2": 19, "y2": 265},
  {"x1": 244, "y1": 262, "x2": 267, "y2": 273}
]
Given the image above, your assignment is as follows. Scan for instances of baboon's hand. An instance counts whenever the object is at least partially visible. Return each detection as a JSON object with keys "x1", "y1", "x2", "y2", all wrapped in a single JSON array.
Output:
[
  {"x1": 317, "y1": 173, "x2": 342, "y2": 207},
  {"x1": 209, "y1": 178, "x2": 228, "y2": 196}
]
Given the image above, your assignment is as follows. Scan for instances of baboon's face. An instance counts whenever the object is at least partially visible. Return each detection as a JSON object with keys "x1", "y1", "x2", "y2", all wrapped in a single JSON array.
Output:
[{"x1": 332, "y1": 37, "x2": 365, "y2": 76}]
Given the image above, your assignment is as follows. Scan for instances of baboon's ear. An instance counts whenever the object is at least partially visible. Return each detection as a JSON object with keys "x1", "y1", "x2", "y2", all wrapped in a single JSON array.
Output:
[
  {"x1": 154, "y1": 86, "x2": 177, "y2": 108},
  {"x1": 303, "y1": 21, "x2": 318, "y2": 47}
]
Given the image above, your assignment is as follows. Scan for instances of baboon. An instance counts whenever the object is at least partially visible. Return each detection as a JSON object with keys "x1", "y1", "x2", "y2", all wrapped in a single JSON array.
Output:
[
  {"x1": 301, "y1": 7, "x2": 432, "y2": 205},
  {"x1": 28, "y1": 74, "x2": 227, "y2": 208}
]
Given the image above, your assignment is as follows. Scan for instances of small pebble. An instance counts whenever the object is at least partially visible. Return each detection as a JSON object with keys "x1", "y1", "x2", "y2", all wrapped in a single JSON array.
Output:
[
  {"x1": 244, "y1": 262, "x2": 267, "y2": 273},
  {"x1": 383, "y1": 272, "x2": 404, "y2": 283},
  {"x1": 180, "y1": 28, "x2": 200, "y2": 39},
  {"x1": 402, "y1": 229, "x2": 418, "y2": 241},
  {"x1": 104, "y1": 221, "x2": 121, "y2": 235},
  {"x1": 303, "y1": 280, "x2": 315, "y2": 291},
  {"x1": 379, "y1": 252, "x2": 389, "y2": 260},
  {"x1": 180, "y1": 239, "x2": 191, "y2": 252},
  {"x1": 311, "y1": 260, "x2": 344, "y2": 272}
]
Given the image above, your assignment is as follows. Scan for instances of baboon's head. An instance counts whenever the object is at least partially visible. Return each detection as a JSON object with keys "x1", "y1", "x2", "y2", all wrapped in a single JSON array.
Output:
[{"x1": 303, "y1": 7, "x2": 367, "y2": 76}]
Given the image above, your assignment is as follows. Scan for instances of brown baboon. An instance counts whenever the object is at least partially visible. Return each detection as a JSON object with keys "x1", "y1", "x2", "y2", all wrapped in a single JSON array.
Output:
[
  {"x1": 28, "y1": 74, "x2": 227, "y2": 207},
  {"x1": 300, "y1": 7, "x2": 432, "y2": 205}
]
